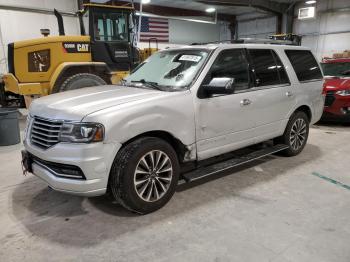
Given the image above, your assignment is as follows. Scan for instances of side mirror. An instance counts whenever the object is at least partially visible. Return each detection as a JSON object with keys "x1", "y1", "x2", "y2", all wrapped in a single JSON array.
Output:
[{"x1": 202, "y1": 77, "x2": 235, "y2": 96}]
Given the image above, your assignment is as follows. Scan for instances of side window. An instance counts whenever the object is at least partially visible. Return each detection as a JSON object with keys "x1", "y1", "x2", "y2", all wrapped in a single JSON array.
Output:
[
  {"x1": 93, "y1": 12, "x2": 128, "y2": 41},
  {"x1": 272, "y1": 51, "x2": 290, "y2": 85},
  {"x1": 248, "y1": 49, "x2": 280, "y2": 87},
  {"x1": 206, "y1": 49, "x2": 250, "y2": 92},
  {"x1": 285, "y1": 50, "x2": 323, "y2": 82}
]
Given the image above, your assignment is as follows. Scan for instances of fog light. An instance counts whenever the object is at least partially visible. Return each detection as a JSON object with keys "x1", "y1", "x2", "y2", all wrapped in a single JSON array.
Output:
[{"x1": 341, "y1": 107, "x2": 350, "y2": 115}]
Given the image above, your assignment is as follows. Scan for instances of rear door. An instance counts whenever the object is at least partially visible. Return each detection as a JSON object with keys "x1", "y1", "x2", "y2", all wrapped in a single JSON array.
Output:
[
  {"x1": 284, "y1": 50, "x2": 324, "y2": 123},
  {"x1": 246, "y1": 48, "x2": 296, "y2": 141}
]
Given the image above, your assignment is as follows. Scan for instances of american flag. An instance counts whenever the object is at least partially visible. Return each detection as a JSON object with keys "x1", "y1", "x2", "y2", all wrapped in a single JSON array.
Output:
[{"x1": 140, "y1": 16, "x2": 169, "y2": 43}]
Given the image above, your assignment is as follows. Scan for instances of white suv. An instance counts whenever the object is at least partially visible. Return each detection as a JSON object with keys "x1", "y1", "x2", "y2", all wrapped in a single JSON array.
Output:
[{"x1": 22, "y1": 43, "x2": 324, "y2": 214}]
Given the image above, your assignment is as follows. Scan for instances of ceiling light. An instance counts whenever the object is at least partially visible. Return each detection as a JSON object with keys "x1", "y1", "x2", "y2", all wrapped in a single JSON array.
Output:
[
  {"x1": 141, "y1": 0, "x2": 151, "y2": 4},
  {"x1": 305, "y1": 0, "x2": 316, "y2": 4},
  {"x1": 205, "y1": 7, "x2": 216, "y2": 13}
]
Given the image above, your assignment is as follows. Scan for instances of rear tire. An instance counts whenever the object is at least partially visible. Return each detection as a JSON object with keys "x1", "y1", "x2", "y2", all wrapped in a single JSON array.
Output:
[
  {"x1": 58, "y1": 73, "x2": 107, "y2": 92},
  {"x1": 276, "y1": 111, "x2": 310, "y2": 156},
  {"x1": 109, "y1": 137, "x2": 180, "y2": 214}
]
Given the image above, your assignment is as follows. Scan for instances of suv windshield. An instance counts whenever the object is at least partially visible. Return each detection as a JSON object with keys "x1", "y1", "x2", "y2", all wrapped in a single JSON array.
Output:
[
  {"x1": 124, "y1": 49, "x2": 210, "y2": 90},
  {"x1": 321, "y1": 62, "x2": 350, "y2": 77}
]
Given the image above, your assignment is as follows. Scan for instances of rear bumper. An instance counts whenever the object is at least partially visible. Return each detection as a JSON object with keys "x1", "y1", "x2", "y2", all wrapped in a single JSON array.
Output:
[{"x1": 2, "y1": 73, "x2": 49, "y2": 95}]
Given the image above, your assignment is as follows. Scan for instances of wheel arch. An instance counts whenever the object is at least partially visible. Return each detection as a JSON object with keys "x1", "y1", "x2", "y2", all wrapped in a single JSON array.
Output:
[
  {"x1": 121, "y1": 130, "x2": 192, "y2": 163},
  {"x1": 294, "y1": 105, "x2": 312, "y2": 122},
  {"x1": 50, "y1": 62, "x2": 111, "y2": 93}
]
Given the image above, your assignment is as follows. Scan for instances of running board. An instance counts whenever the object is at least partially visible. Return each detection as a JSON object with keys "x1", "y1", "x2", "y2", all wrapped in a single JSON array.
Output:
[{"x1": 182, "y1": 144, "x2": 289, "y2": 183}]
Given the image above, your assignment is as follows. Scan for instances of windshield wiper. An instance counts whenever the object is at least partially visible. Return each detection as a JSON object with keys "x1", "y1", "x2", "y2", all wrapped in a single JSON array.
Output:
[{"x1": 131, "y1": 79, "x2": 162, "y2": 91}]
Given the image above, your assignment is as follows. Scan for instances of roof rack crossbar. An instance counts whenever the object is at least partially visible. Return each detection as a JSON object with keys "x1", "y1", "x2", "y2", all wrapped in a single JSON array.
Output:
[{"x1": 191, "y1": 38, "x2": 296, "y2": 46}]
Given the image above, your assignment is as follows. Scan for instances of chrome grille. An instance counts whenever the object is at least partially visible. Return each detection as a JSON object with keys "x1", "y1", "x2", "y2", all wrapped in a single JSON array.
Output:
[{"x1": 30, "y1": 117, "x2": 63, "y2": 149}]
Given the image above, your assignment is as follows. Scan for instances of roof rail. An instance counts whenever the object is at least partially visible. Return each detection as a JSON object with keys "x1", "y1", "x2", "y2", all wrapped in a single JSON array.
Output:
[{"x1": 191, "y1": 38, "x2": 297, "y2": 46}]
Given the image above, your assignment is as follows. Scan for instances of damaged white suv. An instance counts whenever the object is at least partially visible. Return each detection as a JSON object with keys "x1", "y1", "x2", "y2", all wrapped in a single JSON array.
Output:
[{"x1": 22, "y1": 43, "x2": 324, "y2": 214}]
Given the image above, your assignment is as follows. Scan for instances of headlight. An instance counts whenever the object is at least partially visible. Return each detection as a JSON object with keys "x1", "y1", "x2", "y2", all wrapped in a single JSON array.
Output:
[
  {"x1": 59, "y1": 122, "x2": 104, "y2": 143},
  {"x1": 336, "y1": 90, "x2": 350, "y2": 96},
  {"x1": 23, "y1": 115, "x2": 32, "y2": 141}
]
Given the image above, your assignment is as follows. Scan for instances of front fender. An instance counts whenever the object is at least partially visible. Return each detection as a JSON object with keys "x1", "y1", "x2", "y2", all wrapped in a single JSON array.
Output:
[{"x1": 83, "y1": 91, "x2": 196, "y2": 147}]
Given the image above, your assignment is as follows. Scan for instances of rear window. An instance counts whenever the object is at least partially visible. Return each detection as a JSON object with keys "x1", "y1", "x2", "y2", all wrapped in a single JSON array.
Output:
[{"x1": 285, "y1": 50, "x2": 323, "y2": 82}]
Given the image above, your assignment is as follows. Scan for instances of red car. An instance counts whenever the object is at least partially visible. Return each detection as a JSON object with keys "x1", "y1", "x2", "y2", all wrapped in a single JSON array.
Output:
[{"x1": 321, "y1": 58, "x2": 350, "y2": 122}]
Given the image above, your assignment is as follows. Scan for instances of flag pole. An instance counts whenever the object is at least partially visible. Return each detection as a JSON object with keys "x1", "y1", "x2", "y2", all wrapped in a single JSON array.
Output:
[{"x1": 137, "y1": 2, "x2": 143, "y2": 47}]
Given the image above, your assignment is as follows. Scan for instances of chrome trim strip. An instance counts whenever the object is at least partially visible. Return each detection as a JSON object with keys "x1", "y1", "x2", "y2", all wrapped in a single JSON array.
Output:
[{"x1": 33, "y1": 160, "x2": 84, "y2": 179}]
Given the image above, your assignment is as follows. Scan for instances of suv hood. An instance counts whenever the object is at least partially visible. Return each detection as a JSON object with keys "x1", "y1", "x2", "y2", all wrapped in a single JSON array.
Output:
[
  {"x1": 30, "y1": 85, "x2": 169, "y2": 121},
  {"x1": 324, "y1": 78, "x2": 350, "y2": 91}
]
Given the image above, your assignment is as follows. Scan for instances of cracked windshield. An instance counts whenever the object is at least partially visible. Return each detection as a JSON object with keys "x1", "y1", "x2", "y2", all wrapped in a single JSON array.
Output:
[{"x1": 124, "y1": 49, "x2": 210, "y2": 90}]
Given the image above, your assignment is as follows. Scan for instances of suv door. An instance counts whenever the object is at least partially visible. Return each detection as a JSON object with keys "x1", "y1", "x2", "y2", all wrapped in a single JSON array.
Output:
[
  {"x1": 195, "y1": 48, "x2": 257, "y2": 160},
  {"x1": 247, "y1": 48, "x2": 296, "y2": 141}
]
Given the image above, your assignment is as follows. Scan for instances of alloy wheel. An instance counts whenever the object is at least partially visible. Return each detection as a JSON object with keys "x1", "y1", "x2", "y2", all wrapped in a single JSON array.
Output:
[
  {"x1": 290, "y1": 118, "x2": 307, "y2": 151},
  {"x1": 133, "y1": 150, "x2": 173, "y2": 202}
]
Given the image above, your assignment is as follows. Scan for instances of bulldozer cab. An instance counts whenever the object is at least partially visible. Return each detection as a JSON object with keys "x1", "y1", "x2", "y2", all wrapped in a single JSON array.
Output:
[{"x1": 79, "y1": 4, "x2": 139, "y2": 71}]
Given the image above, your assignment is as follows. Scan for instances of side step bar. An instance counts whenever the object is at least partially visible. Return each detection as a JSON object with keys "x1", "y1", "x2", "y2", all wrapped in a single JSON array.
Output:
[{"x1": 182, "y1": 144, "x2": 289, "y2": 183}]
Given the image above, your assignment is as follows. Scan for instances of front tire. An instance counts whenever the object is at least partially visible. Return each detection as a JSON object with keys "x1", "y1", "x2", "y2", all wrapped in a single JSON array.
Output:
[
  {"x1": 58, "y1": 73, "x2": 107, "y2": 92},
  {"x1": 109, "y1": 137, "x2": 180, "y2": 214},
  {"x1": 277, "y1": 111, "x2": 310, "y2": 156}
]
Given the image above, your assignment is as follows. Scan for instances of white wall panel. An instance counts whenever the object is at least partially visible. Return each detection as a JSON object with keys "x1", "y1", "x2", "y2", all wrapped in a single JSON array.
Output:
[
  {"x1": 237, "y1": 16, "x2": 277, "y2": 38},
  {"x1": 0, "y1": 0, "x2": 77, "y2": 12},
  {"x1": 294, "y1": 0, "x2": 350, "y2": 60},
  {"x1": 169, "y1": 19, "x2": 221, "y2": 44}
]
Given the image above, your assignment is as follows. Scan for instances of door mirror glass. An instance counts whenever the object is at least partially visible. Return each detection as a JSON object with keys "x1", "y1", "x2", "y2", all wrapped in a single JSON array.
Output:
[{"x1": 203, "y1": 77, "x2": 235, "y2": 96}]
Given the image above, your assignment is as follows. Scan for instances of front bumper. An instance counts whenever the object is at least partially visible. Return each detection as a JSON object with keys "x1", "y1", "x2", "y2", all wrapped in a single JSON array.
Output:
[
  {"x1": 24, "y1": 137, "x2": 121, "y2": 197},
  {"x1": 321, "y1": 112, "x2": 350, "y2": 122},
  {"x1": 2, "y1": 73, "x2": 50, "y2": 95},
  {"x1": 323, "y1": 93, "x2": 350, "y2": 120}
]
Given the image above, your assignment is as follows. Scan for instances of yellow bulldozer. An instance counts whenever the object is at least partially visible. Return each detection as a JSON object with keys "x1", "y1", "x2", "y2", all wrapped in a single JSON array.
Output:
[{"x1": 0, "y1": 3, "x2": 158, "y2": 107}]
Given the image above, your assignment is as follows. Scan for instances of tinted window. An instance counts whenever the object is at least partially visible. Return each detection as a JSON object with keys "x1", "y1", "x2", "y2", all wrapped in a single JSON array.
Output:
[
  {"x1": 321, "y1": 62, "x2": 350, "y2": 77},
  {"x1": 207, "y1": 49, "x2": 250, "y2": 91},
  {"x1": 285, "y1": 50, "x2": 323, "y2": 82},
  {"x1": 248, "y1": 49, "x2": 281, "y2": 86},
  {"x1": 272, "y1": 51, "x2": 290, "y2": 84}
]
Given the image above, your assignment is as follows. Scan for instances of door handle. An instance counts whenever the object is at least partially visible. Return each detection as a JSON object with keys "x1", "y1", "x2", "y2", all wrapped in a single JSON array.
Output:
[
  {"x1": 240, "y1": 99, "x2": 252, "y2": 106},
  {"x1": 286, "y1": 91, "x2": 294, "y2": 97}
]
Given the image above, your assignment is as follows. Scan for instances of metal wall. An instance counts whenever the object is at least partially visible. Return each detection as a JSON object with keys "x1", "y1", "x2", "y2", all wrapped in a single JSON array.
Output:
[
  {"x1": 237, "y1": 13, "x2": 277, "y2": 39},
  {"x1": 294, "y1": 0, "x2": 350, "y2": 59},
  {"x1": 235, "y1": 0, "x2": 350, "y2": 60}
]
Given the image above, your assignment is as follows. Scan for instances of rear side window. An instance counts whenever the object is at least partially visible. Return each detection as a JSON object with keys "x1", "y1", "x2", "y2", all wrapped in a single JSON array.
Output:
[
  {"x1": 285, "y1": 50, "x2": 323, "y2": 82},
  {"x1": 248, "y1": 49, "x2": 288, "y2": 87}
]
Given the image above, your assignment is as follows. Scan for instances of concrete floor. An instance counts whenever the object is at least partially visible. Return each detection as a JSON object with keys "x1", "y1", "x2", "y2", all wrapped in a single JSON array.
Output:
[{"x1": 0, "y1": 118, "x2": 349, "y2": 262}]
